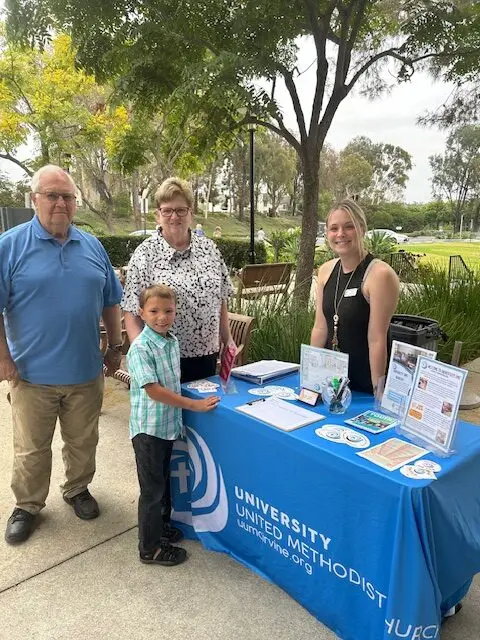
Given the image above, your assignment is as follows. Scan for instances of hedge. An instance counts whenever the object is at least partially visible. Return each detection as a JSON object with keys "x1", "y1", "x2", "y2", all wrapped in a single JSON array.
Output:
[
  {"x1": 98, "y1": 235, "x2": 267, "y2": 270},
  {"x1": 97, "y1": 236, "x2": 146, "y2": 267}
]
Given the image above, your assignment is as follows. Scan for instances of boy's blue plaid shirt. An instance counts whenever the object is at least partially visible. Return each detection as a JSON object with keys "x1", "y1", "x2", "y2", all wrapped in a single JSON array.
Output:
[{"x1": 127, "y1": 324, "x2": 183, "y2": 440}]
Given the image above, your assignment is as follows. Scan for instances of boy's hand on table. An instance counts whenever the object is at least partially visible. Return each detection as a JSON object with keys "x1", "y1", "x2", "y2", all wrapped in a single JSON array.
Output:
[{"x1": 192, "y1": 396, "x2": 220, "y2": 412}]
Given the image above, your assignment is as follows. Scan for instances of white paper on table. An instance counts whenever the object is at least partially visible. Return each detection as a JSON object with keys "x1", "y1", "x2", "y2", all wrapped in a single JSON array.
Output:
[
  {"x1": 381, "y1": 341, "x2": 437, "y2": 418},
  {"x1": 300, "y1": 344, "x2": 349, "y2": 393},
  {"x1": 236, "y1": 396, "x2": 324, "y2": 431}
]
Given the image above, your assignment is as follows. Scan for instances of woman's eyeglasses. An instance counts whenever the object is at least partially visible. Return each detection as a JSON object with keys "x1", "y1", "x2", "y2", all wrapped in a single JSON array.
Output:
[{"x1": 158, "y1": 207, "x2": 190, "y2": 217}]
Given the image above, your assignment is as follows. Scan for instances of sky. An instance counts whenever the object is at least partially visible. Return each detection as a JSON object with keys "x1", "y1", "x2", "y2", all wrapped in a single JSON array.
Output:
[{"x1": 0, "y1": 15, "x2": 455, "y2": 203}]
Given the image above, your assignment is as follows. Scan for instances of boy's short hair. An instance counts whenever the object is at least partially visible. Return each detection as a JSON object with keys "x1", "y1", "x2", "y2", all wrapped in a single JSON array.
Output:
[{"x1": 139, "y1": 284, "x2": 176, "y2": 308}]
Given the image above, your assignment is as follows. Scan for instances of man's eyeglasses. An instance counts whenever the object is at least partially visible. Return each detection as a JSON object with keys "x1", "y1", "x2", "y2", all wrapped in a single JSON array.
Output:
[
  {"x1": 35, "y1": 191, "x2": 76, "y2": 204},
  {"x1": 158, "y1": 207, "x2": 190, "y2": 217}
]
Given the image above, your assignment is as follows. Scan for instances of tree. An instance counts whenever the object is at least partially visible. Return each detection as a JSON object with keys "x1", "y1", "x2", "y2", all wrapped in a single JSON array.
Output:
[
  {"x1": 0, "y1": 28, "x2": 106, "y2": 175},
  {"x1": 0, "y1": 173, "x2": 29, "y2": 207},
  {"x1": 336, "y1": 152, "x2": 374, "y2": 200},
  {"x1": 342, "y1": 136, "x2": 412, "y2": 202},
  {"x1": 7, "y1": 1, "x2": 480, "y2": 301},
  {"x1": 255, "y1": 131, "x2": 297, "y2": 216},
  {"x1": 429, "y1": 124, "x2": 480, "y2": 231}
]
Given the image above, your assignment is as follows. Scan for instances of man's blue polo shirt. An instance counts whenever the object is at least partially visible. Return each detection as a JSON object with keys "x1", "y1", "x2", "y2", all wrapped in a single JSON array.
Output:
[{"x1": 0, "y1": 216, "x2": 123, "y2": 385}]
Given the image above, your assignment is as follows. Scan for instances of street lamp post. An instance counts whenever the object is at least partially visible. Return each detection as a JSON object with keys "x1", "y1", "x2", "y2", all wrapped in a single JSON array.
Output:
[{"x1": 248, "y1": 123, "x2": 256, "y2": 264}]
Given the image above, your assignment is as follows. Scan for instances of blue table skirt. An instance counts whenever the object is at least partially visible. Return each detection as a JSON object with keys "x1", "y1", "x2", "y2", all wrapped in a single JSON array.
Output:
[{"x1": 171, "y1": 373, "x2": 480, "y2": 640}]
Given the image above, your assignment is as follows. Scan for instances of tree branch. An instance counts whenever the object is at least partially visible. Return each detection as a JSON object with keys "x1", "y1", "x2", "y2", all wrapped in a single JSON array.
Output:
[
  {"x1": 0, "y1": 153, "x2": 33, "y2": 176},
  {"x1": 242, "y1": 117, "x2": 301, "y2": 155},
  {"x1": 279, "y1": 66, "x2": 307, "y2": 145},
  {"x1": 303, "y1": 0, "x2": 335, "y2": 137}
]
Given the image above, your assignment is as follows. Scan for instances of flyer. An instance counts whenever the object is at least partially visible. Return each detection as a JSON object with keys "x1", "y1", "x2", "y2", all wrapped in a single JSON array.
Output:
[
  {"x1": 357, "y1": 438, "x2": 428, "y2": 471},
  {"x1": 345, "y1": 410, "x2": 398, "y2": 434},
  {"x1": 402, "y1": 356, "x2": 468, "y2": 453},
  {"x1": 381, "y1": 341, "x2": 437, "y2": 417},
  {"x1": 219, "y1": 343, "x2": 238, "y2": 388},
  {"x1": 300, "y1": 344, "x2": 349, "y2": 393}
]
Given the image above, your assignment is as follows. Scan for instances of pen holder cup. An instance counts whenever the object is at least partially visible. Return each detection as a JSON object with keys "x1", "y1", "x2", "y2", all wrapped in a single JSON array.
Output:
[{"x1": 322, "y1": 378, "x2": 352, "y2": 415}]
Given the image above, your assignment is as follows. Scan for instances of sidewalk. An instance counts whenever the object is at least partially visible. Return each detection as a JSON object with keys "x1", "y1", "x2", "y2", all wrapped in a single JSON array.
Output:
[{"x1": 0, "y1": 377, "x2": 479, "y2": 640}]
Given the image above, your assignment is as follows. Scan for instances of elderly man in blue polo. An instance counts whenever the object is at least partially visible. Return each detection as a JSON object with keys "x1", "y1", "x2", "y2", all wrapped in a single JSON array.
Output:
[{"x1": 0, "y1": 164, "x2": 123, "y2": 544}]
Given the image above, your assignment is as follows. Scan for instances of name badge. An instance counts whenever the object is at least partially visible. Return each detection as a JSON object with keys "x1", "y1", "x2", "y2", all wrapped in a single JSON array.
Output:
[{"x1": 344, "y1": 288, "x2": 358, "y2": 297}]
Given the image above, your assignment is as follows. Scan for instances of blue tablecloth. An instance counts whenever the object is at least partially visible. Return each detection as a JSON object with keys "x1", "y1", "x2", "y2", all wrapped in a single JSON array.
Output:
[{"x1": 170, "y1": 373, "x2": 480, "y2": 640}]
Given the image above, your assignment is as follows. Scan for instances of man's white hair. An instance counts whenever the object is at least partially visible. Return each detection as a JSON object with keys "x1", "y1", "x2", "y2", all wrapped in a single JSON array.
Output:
[{"x1": 31, "y1": 165, "x2": 76, "y2": 193}]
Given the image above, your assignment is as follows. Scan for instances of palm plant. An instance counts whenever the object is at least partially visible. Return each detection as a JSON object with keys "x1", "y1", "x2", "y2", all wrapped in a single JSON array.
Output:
[{"x1": 364, "y1": 231, "x2": 397, "y2": 259}]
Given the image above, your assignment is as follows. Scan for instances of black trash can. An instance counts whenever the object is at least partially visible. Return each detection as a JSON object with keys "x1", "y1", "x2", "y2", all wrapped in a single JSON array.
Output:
[{"x1": 389, "y1": 315, "x2": 445, "y2": 353}]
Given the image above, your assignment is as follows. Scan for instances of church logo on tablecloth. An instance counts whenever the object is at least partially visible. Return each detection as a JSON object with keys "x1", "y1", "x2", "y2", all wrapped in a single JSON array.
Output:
[{"x1": 171, "y1": 427, "x2": 228, "y2": 532}]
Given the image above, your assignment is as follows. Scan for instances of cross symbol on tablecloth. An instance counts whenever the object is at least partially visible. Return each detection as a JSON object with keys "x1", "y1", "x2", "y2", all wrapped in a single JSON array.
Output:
[{"x1": 171, "y1": 461, "x2": 191, "y2": 493}]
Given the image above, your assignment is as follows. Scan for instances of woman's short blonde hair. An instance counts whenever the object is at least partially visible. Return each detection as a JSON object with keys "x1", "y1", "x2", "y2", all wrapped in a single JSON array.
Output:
[
  {"x1": 154, "y1": 177, "x2": 194, "y2": 209},
  {"x1": 139, "y1": 284, "x2": 176, "y2": 309},
  {"x1": 326, "y1": 199, "x2": 367, "y2": 255}
]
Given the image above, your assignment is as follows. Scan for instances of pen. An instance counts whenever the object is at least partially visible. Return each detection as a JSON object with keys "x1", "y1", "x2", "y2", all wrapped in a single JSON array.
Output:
[
  {"x1": 247, "y1": 398, "x2": 267, "y2": 406},
  {"x1": 337, "y1": 377, "x2": 349, "y2": 401}
]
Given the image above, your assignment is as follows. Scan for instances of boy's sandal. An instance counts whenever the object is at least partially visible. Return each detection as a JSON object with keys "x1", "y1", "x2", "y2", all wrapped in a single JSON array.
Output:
[{"x1": 140, "y1": 544, "x2": 187, "y2": 566}]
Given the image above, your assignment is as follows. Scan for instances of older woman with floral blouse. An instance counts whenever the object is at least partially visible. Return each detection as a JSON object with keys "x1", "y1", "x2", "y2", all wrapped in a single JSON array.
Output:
[{"x1": 121, "y1": 177, "x2": 235, "y2": 383}]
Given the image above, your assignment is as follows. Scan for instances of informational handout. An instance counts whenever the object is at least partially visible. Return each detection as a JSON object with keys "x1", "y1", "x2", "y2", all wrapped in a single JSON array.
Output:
[
  {"x1": 345, "y1": 410, "x2": 398, "y2": 434},
  {"x1": 403, "y1": 356, "x2": 467, "y2": 453},
  {"x1": 300, "y1": 345, "x2": 349, "y2": 393},
  {"x1": 381, "y1": 341, "x2": 436, "y2": 417},
  {"x1": 236, "y1": 396, "x2": 324, "y2": 431},
  {"x1": 357, "y1": 438, "x2": 428, "y2": 471}
]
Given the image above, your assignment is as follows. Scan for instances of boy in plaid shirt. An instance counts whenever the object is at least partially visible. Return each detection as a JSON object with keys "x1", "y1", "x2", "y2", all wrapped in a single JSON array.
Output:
[{"x1": 127, "y1": 284, "x2": 219, "y2": 566}]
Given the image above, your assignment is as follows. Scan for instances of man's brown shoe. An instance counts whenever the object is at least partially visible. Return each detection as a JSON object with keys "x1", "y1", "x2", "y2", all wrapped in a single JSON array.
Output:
[
  {"x1": 5, "y1": 508, "x2": 36, "y2": 544},
  {"x1": 63, "y1": 489, "x2": 99, "y2": 520}
]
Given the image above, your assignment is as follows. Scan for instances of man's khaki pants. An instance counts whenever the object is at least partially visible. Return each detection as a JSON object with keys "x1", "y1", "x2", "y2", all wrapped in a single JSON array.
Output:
[{"x1": 9, "y1": 375, "x2": 104, "y2": 515}]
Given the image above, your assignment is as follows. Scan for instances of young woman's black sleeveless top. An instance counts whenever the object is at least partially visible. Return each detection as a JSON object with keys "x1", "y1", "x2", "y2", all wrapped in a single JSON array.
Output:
[{"x1": 322, "y1": 253, "x2": 376, "y2": 394}]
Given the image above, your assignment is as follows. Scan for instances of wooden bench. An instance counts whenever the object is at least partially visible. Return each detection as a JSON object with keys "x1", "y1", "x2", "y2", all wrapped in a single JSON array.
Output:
[
  {"x1": 219, "y1": 312, "x2": 255, "y2": 368},
  {"x1": 107, "y1": 312, "x2": 256, "y2": 388},
  {"x1": 235, "y1": 262, "x2": 293, "y2": 311}
]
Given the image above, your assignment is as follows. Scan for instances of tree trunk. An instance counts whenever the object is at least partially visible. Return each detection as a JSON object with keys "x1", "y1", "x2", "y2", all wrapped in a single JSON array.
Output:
[
  {"x1": 205, "y1": 169, "x2": 213, "y2": 219},
  {"x1": 193, "y1": 176, "x2": 199, "y2": 215},
  {"x1": 130, "y1": 172, "x2": 142, "y2": 227},
  {"x1": 293, "y1": 156, "x2": 319, "y2": 305}
]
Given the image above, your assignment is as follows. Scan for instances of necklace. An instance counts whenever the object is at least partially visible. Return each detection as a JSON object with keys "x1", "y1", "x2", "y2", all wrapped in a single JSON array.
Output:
[{"x1": 332, "y1": 260, "x2": 360, "y2": 351}]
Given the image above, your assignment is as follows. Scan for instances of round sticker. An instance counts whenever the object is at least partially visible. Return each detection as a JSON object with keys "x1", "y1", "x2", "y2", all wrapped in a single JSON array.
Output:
[{"x1": 414, "y1": 460, "x2": 442, "y2": 473}]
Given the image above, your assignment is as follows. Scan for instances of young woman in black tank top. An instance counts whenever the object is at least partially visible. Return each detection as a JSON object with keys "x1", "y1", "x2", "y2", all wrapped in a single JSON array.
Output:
[{"x1": 311, "y1": 200, "x2": 400, "y2": 394}]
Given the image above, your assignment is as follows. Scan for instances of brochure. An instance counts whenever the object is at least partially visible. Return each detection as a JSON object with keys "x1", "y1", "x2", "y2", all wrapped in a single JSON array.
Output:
[
  {"x1": 300, "y1": 344, "x2": 349, "y2": 393},
  {"x1": 381, "y1": 341, "x2": 437, "y2": 418},
  {"x1": 357, "y1": 438, "x2": 428, "y2": 471},
  {"x1": 345, "y1": 410, "x2": 398, "y2": 434},
  {"x1": 402, "y1": 356, "x2": 467, "y2": 454},
  {"x1": 219, "y1": 343, "x2": 238, "y2": 388}
]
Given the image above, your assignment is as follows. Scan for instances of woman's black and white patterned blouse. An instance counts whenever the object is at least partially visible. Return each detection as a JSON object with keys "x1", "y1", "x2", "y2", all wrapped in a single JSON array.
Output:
[{"x1": 121, "y1": 231, "x2": 233, "y2": 358}]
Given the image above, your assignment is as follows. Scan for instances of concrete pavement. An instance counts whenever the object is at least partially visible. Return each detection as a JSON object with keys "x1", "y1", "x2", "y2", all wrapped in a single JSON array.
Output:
[{"x1": 0, "y1": 377, "x2": 479, "y2": 640}]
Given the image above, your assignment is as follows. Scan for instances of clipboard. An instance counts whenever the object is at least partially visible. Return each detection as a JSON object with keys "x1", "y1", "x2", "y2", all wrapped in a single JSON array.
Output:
[{"x1": 236, "y1": 396, "x2": 324, "y2": 431}]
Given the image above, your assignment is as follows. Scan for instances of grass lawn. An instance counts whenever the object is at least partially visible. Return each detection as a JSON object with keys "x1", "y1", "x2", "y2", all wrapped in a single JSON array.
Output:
[
  {"x1": 75, "y1": 209, "x2": 302, "y2": 239},
  {"x1": 409, "y1": 242, "x2": 480, "y2": 269}
]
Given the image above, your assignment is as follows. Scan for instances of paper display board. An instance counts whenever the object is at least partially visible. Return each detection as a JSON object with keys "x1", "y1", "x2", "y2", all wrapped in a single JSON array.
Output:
[{"x1": 300, "y1": 344, "x2": 349, "y2": 393}]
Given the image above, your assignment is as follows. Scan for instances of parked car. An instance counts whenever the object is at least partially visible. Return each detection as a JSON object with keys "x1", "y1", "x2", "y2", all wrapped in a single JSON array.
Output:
[
  {"x1": 129, "y1": 229, "x2": 156, "y2": 236},
  {"x1": 365, "y1": 229, "x2": 409, "y2": 243}
]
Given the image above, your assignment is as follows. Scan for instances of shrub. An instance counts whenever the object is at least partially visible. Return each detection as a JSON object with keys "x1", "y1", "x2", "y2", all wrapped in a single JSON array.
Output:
[
  {"x1": 98, "y1": 235, "x2": 267, "y2": 270},
  {"x1": 98, "y1": 235, "x2": 146, "y2": 267},
  {"x1": 214, "y1": 238, "x2": 267, "y2": 269}
]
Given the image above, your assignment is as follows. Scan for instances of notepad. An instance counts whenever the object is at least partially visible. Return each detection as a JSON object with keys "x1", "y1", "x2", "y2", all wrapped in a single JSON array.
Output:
[{"x1": 236, "y1": 396, "x2": 324, "y2": 431}]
